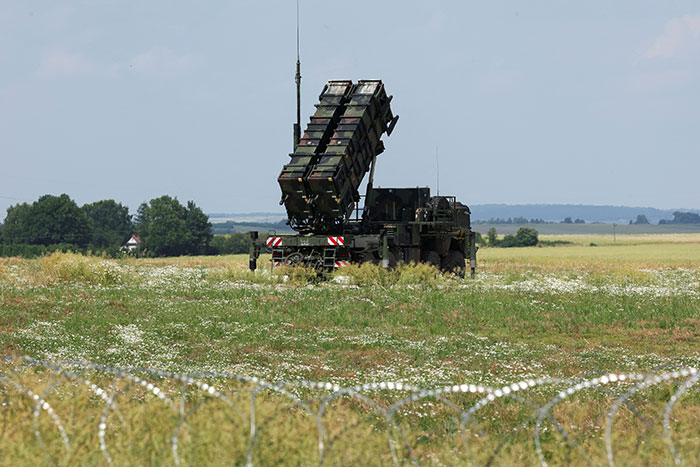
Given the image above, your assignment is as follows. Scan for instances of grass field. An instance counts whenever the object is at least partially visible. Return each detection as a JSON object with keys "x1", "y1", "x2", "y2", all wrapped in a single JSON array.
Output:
[
  {"x1": 473, "y1": 223, "x2": 700, "y2": 235},
  {"x1": 1, "y1": 234, "x2": 700, "y2": 464}
]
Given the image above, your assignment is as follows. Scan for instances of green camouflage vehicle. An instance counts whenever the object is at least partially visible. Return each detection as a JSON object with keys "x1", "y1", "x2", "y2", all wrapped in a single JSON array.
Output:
[{"x1": 250, "y1": 79, "x2": 477, "y2": 277}]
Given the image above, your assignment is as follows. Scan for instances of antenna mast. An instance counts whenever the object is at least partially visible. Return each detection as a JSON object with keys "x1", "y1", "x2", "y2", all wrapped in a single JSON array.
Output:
[
  {"x1": 293, "y1": 0, "x2": 301, "y2": 150},
  {"x1": 436, "y1": 146, "x2": 440, "y2": 196}
]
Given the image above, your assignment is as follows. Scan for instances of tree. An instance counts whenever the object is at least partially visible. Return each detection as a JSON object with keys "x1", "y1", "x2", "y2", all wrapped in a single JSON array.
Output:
[
  {"x1": 633, "y1": 214, "x2": 649, "y2": 225},
  {"x1": 136, "y1": 195, "x2": 212, "y2": 257},
  {"x1": 2, "y1": 203, "x2": 31, "y2": 244},
  {"x1": 672, "y1": 211, "x2": 700, "y2": 224},
  {"x1": 26, "y1": 195, "x2": 92, "y2": 246},
  {"x1": 487, "y1": 228, "x2": 498, "y2": 246},
  {"x1": 659, "y1": 212, "x2": 700, "y2": 224},
  {"x1": 515, "y1": 227, "x2": 539, "y2": 246},
  {"x1": 562, "y1": 217, "x2": 573, "y2": 224},
  {"x1": 3, "y1": 195, "x2": 91, "y2": 246},
  {"x1": 184, "y1": 200, "x2": 213, "y2": 255},
  {"x1": 82, "y1": 200, "x2": 133, "y2": 249}
]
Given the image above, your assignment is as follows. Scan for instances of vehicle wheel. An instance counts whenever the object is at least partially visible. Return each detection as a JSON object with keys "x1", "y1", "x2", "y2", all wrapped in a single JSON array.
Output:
[
  {"x1": 442, "y1": 250, "x2": 465, "y2": 277},
  {"x1": 421, "y1": 250, "x2": 441, "y2": 269}
]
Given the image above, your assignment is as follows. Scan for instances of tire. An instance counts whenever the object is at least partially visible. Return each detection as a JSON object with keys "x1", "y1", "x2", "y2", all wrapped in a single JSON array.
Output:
[
  {"x1": 358, "y1": 251, "x2": 379, "y2": 265},
  {"x1": 421, "y1": 250, "x2": 441, "y2": 269},
  {"x1": 442, "y1": 250, "x2": 465, "y2": 277}
]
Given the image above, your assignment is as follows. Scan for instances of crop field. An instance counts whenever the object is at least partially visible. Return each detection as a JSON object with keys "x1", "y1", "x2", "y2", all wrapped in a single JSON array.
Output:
[
  {"x1": 1, "y1": 234, "x2": 700, "y2": 465},
  {"x1": 473, "y1": 223, "x2": 700, "y2": 236}
]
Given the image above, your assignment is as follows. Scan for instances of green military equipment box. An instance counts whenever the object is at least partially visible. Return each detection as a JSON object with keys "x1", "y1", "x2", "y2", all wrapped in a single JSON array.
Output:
[{"x1": 252, "y1": 80, "x2": 477, "y2": 277}]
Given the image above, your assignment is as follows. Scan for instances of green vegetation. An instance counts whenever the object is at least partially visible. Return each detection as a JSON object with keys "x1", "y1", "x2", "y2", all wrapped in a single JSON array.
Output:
[
  {"x1": 1, "y1": 194, "x2": 214, "y2": 258},
  {"x1": 659, "y1": 211, "x2": 700, "y2": 224},
  {"x1": 209, "y1": 233, "x2": 252, "y2": 255},
  {"x1": 82, "y1": 199, "x2": 132, "y2": 250},
  {"x1": 1, "y1": 194, "x2": 91, "y2": 247},
  {"x1": 1, "y1": 235, "x2": 700, "y2": 464},
  {"x1": 211, "y1": 219, "x2": 292, "y2": 234},
  {"x1": 633, "y1": 214, "x2": 649, "y2": 224},
  {"x1": 135, "y1": 196, "x2": 212, "y2": 257},
  {"x1": 487, "y1": 226, "x2": 539, "y2": 247}
]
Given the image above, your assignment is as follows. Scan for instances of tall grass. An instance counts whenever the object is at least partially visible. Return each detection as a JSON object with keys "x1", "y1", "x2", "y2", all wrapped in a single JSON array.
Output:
[
  {"x1": 334, "y1": 262, "x2": 456, "y2": 288},
  {"x1": 38, "y1": 252, "x2": 126, "y2": 286}
]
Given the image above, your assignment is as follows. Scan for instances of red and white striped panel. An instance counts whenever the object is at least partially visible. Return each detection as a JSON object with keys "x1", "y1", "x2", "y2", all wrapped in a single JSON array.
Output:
[
  {"x1": 334, "y1": 260, "x2": 350, "y2": 268},
  {"x1": 327, "y1": 236, "x2": 345, "y2": 246},
  {"x1": 266, "y1": 236, "x2": 283, "y2": 247},
  {"x1": 273, "y1": 261, "x2": 282, "y2": 268}
]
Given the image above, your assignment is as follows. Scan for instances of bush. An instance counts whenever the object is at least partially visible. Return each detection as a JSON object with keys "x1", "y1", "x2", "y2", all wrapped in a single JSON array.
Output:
[
  {"x1": 488, "y1": 227, "x2": 539, "y2": 248},
  {"x1": 499, "y1": 234, "x2": 520, "y2": 248},
  {"x1": 0, "y1": 243, "x2": 82, "y2": 259},
  {"x1": 209, "y1": 233, "x2": 251, "y2": 255},
  {"x1": 539, "y1": 239, "x2": 573, "y2": 246},
  {"x1": 515, "y1": 227, "x2": 538, "y2": 246}
]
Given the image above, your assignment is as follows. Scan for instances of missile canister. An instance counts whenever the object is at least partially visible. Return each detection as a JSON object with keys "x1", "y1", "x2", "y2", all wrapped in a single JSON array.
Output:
[{"x1": 279, "y1": 80, "x2": 397, "y2": 233}]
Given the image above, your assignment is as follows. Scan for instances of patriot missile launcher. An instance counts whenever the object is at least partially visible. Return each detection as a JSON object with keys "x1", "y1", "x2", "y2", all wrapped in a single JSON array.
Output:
[{"x1": 251, "y1": 79, "x2": 477, "y2": 277}]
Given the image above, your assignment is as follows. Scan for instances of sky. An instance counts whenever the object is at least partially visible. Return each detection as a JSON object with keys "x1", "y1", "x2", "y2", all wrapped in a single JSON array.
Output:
[{"x1": 1, "y1": 1, "x2": 699, "y2": 219}]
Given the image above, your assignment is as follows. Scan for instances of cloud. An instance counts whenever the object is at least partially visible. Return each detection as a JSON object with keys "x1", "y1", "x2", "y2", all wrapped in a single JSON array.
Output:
[
  {"x1": 644, "y1": 15, "x2": 700, "y2": 59},
  {"x1": 129, "y1": 46, "x2": 192, "y2": 74},
  {"x1": 36, "y1": 48, "x2": 96, "y2": 76}
]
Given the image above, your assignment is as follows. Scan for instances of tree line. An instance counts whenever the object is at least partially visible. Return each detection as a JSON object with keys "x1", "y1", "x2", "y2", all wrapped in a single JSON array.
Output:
[
  {"x1": 658, "y1": 212, "x2": 700, "y2": 225},
  {"x1": 475, "y1": 217, "x2": 585, "y2": 224},
  {"x1": 0, "y1": 194, "x2": 251, "y2": 258},
  {"x1": 476, "y1": 211, "x2": 700, "y2": 226}
]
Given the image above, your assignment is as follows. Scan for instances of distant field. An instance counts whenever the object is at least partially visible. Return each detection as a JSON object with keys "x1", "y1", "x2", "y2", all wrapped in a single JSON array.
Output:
[
  {"x1": 474, "y1": 222, "x2": 700, "y2": 235},
  {"x1": 479, "y1": 234, "x2": 700, "y2": 269},
  {"x1": 2, "y1": 234, "x2": 700, "y2": 464},
  {"x1": 538, "y1": 233, "x2": 700, "y2": 245}
]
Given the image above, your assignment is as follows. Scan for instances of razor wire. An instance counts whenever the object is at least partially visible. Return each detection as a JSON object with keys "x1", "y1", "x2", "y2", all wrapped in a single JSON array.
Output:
[{"x1": 1, "y1": 356, "x2": 700, "y2": 466}]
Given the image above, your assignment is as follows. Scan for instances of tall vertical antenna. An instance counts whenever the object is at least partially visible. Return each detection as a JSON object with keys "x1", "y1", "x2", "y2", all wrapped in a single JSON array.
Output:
[
  {"x1": 436, "y1": 146, "x2": 440, "y2": 196},
  {"x1": 293, "y1": 0, "x2": 302, "y2": 150}
]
